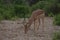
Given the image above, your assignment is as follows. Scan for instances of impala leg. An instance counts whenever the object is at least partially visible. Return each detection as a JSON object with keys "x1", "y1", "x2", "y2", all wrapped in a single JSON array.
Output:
[
  {"x1": 25, "y1": 24, "x2": 28, "y2": 34},
  {"x1": 41, "y1": 16, "x2": 44, "y2": 32},
  {"x1": 37, "y1": 17, "x2": 40, "y2": 30},
  {"x1": 34, "y1": 19, "x2": 38, "y2": 32},
  {"x1": 34, "y1": 19, "x2": 35, "y2": 31}
]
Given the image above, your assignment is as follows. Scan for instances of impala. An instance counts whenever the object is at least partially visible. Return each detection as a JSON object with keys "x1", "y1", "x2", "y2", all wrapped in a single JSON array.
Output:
[{"x1": 24, "y1": 9, "x2": 45, "y2": 34}]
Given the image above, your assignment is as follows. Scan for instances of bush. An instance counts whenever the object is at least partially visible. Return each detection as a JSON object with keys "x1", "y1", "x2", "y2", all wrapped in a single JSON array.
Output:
[
  {"x1": 53, "y1": 32, "x2": 60, "y2": 40},
  {"x1": 0, "y1": 5, "x2": 15, "y2": 20},
  {"x1": 14, "y1": 5, "x2": 31, "y2": 18},
  {"x1": 0, "y1": 4, "x2": 32, "y2": 20},
  {"x1": 0, "y1": 14, "x2": 4, "y2": 20},
  {"x1": 3, "y1": 11, "x2": 14, "y2": 20},
  {"x1": 32, "y1": 1, "x2": 45, "y2": 11},
  {"x1": 53, "y1": 14, "x2": 60, "y2": 26}
]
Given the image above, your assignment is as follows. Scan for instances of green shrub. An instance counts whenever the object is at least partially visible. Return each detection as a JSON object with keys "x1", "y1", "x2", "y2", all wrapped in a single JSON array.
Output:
[
  {"x1": 11, "y1": 16, "x2": 19, "y2": 21},
  {"x1": 0, "y1": 5, "x2": 32, "y2": 20},
  {"x1": 0, "y1": 5, "x2": 15, "y2": 20},
  {"x1": 53, "y1": 32, "x2": 60, "y2": 40},
  {"x1": 32, "y1": 1, "x2": 45, "y2": 11},
  {"x1": 53, "y1": 14, "x2": 60, "y2": 26},
  {"x1": 48, "y1": 12, "x2": 54, "y2": 17},
  {"x1": 3, "y1": 11, "x2": 14, "y2": 20},
  {"x1": 14, "y1": 5, "x2": 31, "y2": 18},
  {"x1": 0, "y1": 14, "x2": 4, "y2": 20}
]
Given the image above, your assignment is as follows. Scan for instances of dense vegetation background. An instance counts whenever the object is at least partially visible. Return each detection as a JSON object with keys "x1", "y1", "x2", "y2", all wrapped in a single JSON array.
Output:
[
  {"x1": 0, "y1": 0, "x2": 60, "y2": 25},
  {"x1": 0, "y1": 0, "x2": 60, "y2": 19}
]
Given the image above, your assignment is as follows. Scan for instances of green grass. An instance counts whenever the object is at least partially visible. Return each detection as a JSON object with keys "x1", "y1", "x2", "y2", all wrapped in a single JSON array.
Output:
[
  {"x1": 53, "y1": 14, "x2": 60, "y2": 26},
  {"x1": 53, "y1": 32, "x2": 60, "y2": 40}
]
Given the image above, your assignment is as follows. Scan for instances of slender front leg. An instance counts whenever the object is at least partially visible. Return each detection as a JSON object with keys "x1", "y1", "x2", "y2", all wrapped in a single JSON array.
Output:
[
  {"x1": 37, "y1": 17, "x2": 40, "y2": 30},
  {"x1": 24, "y1": 24, "x2": 28, "y2": 34},
  {"x1": 41, "y1": 16, "x2": 44, "y2": 32},
  {"x1": 34, "y1": 19, "x2": 35, "y2": 31}
]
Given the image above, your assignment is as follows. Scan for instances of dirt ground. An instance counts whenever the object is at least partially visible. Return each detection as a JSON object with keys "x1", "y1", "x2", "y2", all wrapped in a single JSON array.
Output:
[{"x1": 0, "y1": 17, "x2": 60, "y2": 40}]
